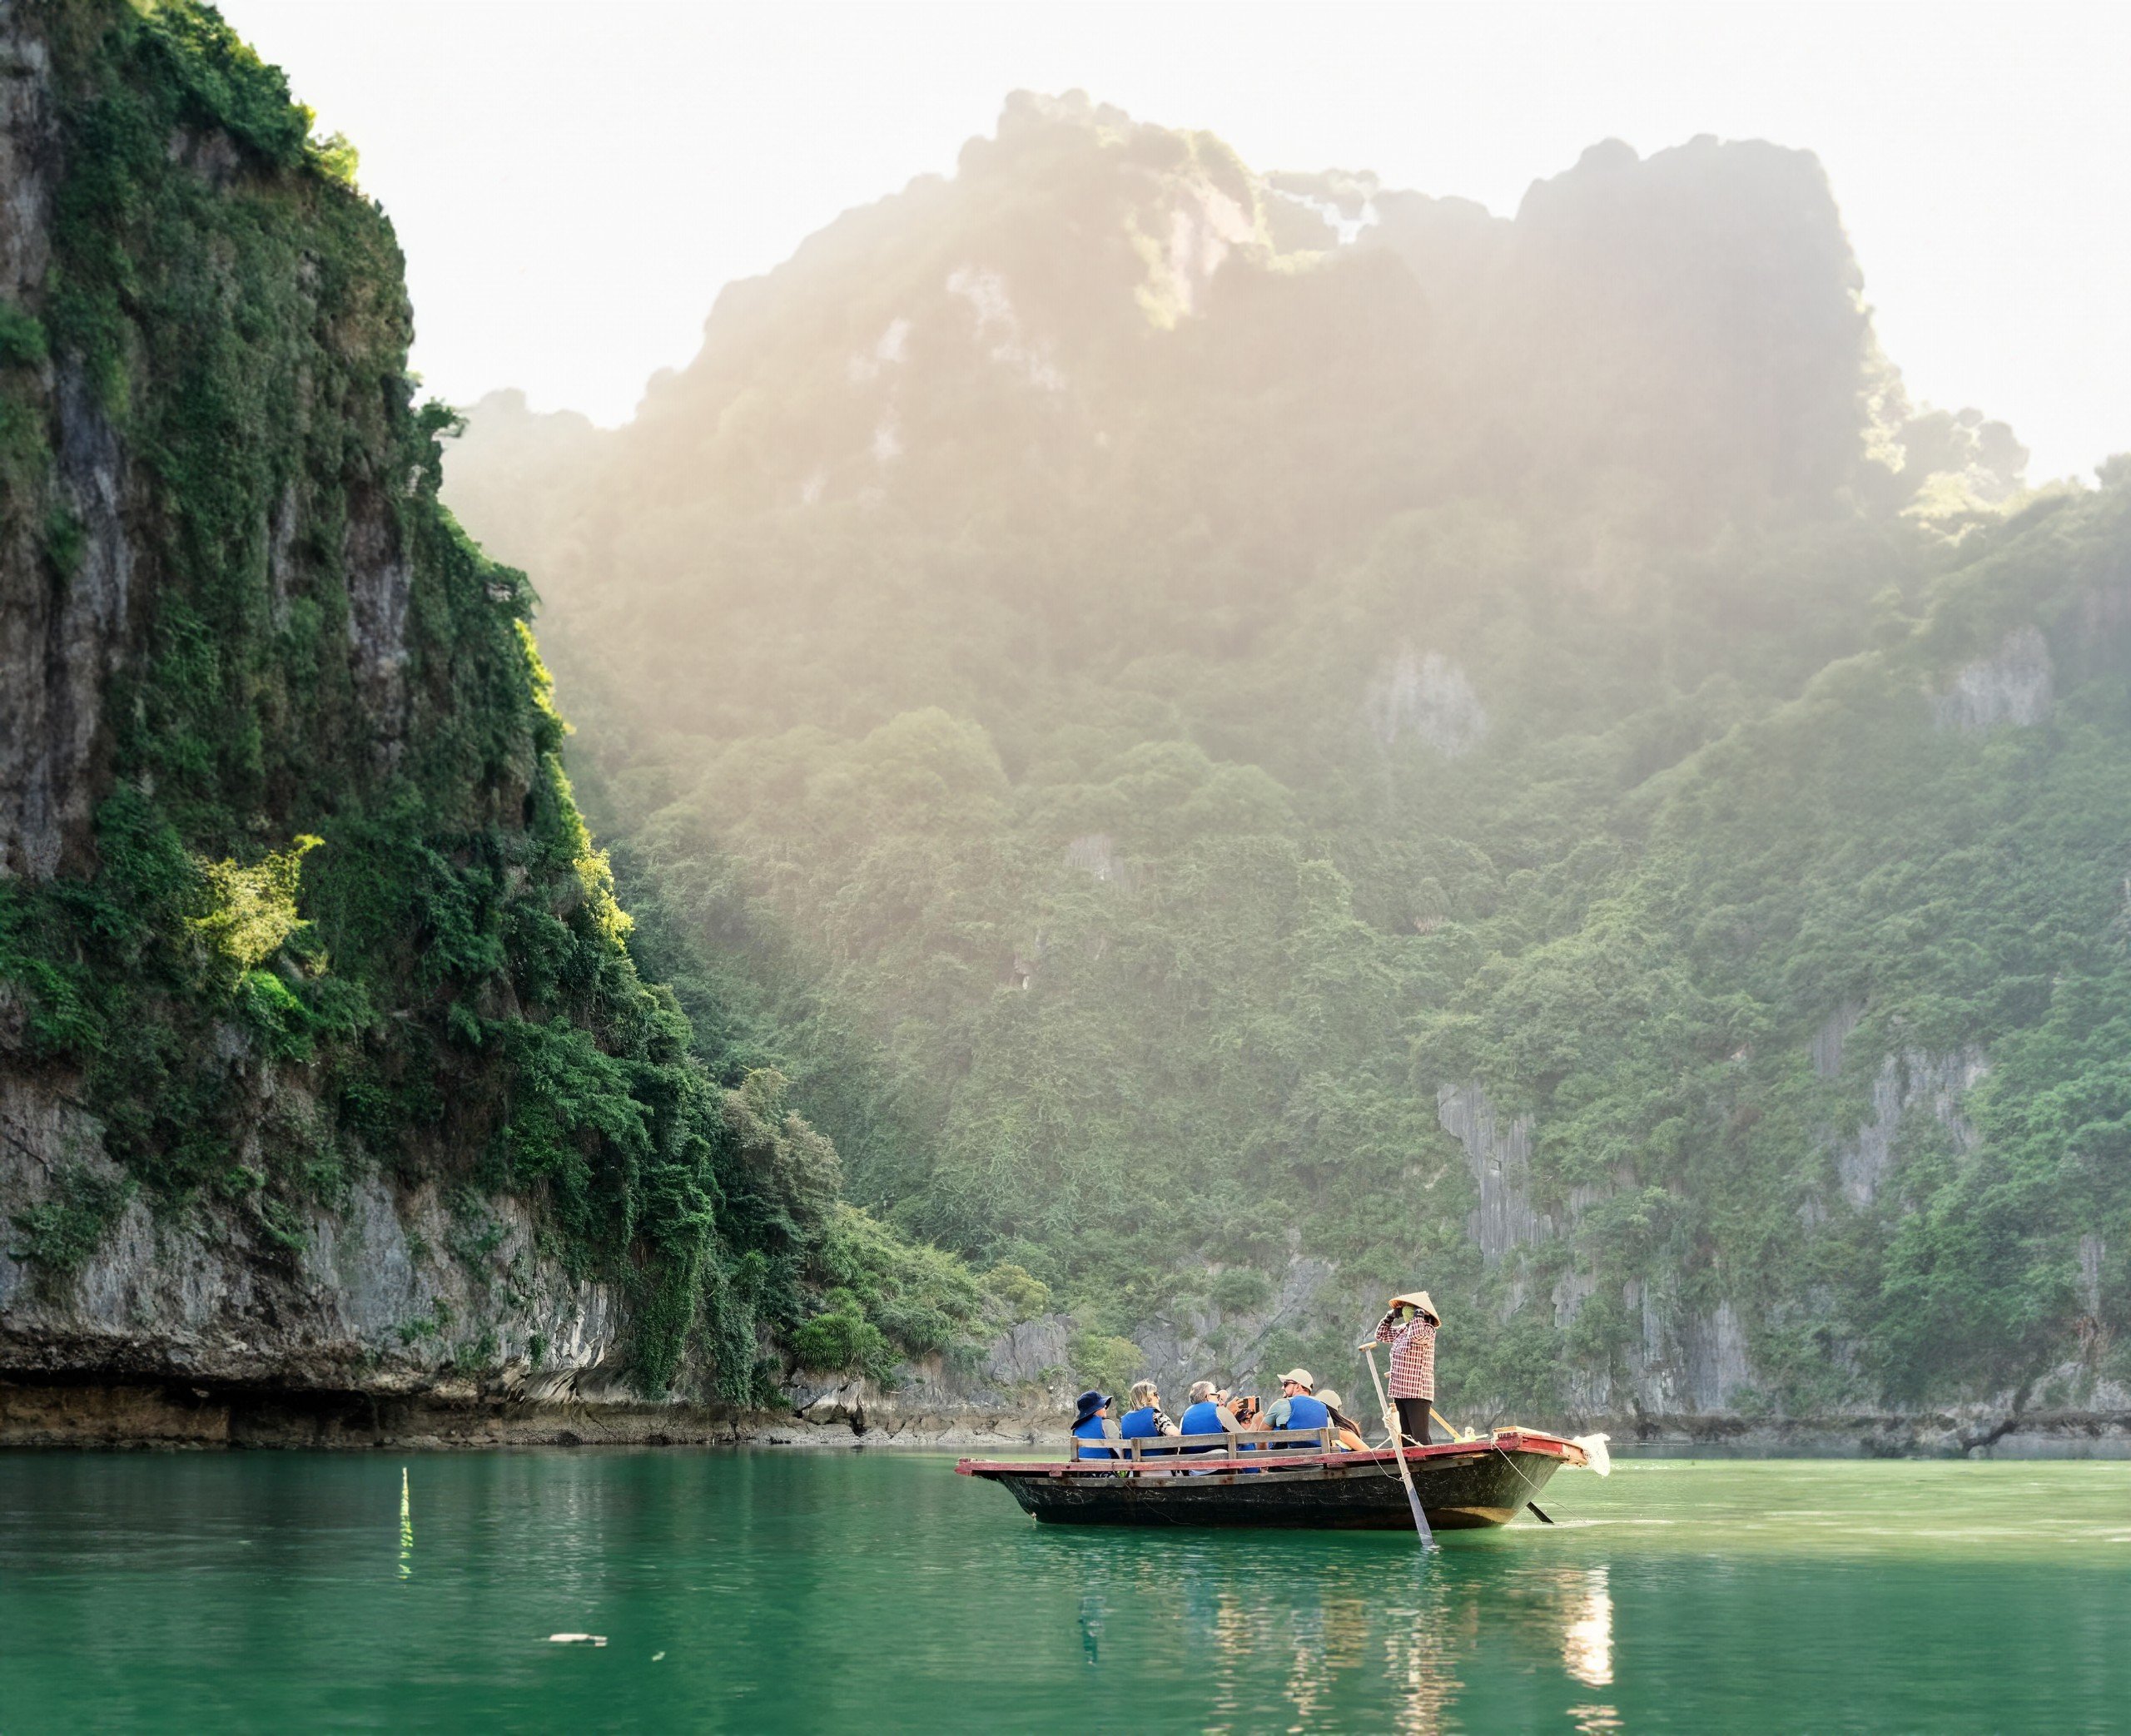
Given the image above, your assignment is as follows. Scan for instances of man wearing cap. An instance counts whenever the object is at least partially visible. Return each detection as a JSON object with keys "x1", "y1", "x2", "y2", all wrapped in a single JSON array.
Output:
[
  {"x1": 1365, "y1": 1291, "x2": 1441, "y2": 1445},
  {"x1": 1259, "y1": 1367, "x2": 1331, "y2": 1448}
]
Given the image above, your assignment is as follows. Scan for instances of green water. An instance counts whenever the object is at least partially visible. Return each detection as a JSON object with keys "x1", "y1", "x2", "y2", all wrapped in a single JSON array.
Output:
[{"x1": 1, "y1": 1452, "x2": 2125, "y2": 1733}]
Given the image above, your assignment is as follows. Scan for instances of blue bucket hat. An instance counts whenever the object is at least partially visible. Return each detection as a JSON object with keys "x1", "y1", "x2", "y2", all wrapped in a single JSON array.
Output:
[{"x1": 1072, "y1": 1389, "x2": 1111, "y2": 1427}]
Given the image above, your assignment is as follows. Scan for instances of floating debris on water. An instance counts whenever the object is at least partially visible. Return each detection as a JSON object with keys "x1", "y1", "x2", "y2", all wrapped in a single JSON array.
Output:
[
  {"x1": 651, "y1": 1652, "x2": 666, "y2": 1662},
  {"x1": 548, "y1": 1634, "x2": 607, "y2": 1647}
]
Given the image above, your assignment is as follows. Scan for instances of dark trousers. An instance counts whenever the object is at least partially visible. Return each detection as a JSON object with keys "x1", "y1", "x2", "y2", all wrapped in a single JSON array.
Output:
[{"x1": 1395, "y1": 1397, "x2": 1433, "y2": 1446}]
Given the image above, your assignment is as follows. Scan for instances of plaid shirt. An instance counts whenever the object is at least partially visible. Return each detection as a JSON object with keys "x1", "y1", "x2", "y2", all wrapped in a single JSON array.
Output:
[{"x1": 1373, "y1": 1311, "x2": 1438, "y2": 1400}]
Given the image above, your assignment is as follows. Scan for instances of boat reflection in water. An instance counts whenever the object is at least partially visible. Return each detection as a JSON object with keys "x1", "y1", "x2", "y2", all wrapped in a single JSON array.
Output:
[
  {"x1": 14, "y1": 1455, "x2": 2121, "y2": 1729},
  {"x1": 1379, "y1": 1598, "x2": 1473, "y2": 1736},
  {"x1": 1048, "y1": 1535, "x2": 1634, "y2": 1734}
]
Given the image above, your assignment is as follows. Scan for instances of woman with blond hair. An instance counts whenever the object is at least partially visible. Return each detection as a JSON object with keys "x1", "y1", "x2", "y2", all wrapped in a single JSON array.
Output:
[{"x1": 1116, "y1": 1379, "x2": 1180, "y2": 1445}]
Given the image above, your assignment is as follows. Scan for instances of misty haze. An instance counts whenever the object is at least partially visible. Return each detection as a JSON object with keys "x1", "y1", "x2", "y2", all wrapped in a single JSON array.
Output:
[{"x1": 2, "y1": 5, "x2": 2128, "y2": 1731}]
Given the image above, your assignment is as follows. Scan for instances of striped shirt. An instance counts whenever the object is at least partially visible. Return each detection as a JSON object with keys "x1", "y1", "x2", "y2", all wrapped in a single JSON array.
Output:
[{"x1": 1373, "y1": 1312, "x2": 1438, "y2": 1400}]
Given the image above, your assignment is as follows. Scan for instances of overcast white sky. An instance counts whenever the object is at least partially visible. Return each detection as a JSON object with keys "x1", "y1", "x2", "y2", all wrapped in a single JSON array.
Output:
[{"x1": 231, "y1": 0, "x2": 2130, "y2": 483}]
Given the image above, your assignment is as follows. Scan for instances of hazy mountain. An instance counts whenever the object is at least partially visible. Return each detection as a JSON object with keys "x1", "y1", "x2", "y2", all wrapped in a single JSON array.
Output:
[{"x1": 449, "y1": 91, "x2": 2120, "y2": 1435}]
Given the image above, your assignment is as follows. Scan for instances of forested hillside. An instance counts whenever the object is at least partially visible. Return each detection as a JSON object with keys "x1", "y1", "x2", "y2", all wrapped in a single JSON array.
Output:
[
  {"x1": 449, "y1": 93, "x2": 2129, "y2": 1431},
  {"x1": 0, "y1": 0, "x2": 986, "y2": 1424}
]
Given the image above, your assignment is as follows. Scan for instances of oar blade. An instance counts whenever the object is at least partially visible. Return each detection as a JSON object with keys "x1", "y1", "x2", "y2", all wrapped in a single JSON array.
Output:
[{"x1": 1403, "y1": 1475, "x2": 1435, "y2": 1547}]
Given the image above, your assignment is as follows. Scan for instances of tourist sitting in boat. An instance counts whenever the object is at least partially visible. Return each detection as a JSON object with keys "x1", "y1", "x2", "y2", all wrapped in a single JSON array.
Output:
[
  {"x1": 1071, "y1": 1390, "x2": 1120, "y2": 1459},
  {"x1": 1176, "y1": 1381, "x2": 1239, "y2": 1454},
  {"x1": 1258, "y1": 1367, "x2": 1331, "y2": 1449},
  {"x1": 1365, "y1": 1289, "x2": 1441, "y2": 1445},
  {"x1": 1314, "y1": 1389, "x2": 1367, "y2": 1451},
  {"x1": 1117, "y1": 1381, "x2": 1180, "y2": 1449}
]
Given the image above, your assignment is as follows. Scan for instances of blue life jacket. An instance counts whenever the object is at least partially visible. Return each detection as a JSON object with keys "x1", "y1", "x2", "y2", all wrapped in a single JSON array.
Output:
[
  {"x1": 1275, "y1": 1395, "x2": 1331, "y2": 1435},
  {"x1": 1119, "y1": 1406, "x2": 1162, "y2": 1440},
  {"x1": 1072, "y1": 1415, "x2": 1115, "y2": 1460},
  {"x1": 1178, "y1": 1400, "x2": 1226, "y2": 1451}
]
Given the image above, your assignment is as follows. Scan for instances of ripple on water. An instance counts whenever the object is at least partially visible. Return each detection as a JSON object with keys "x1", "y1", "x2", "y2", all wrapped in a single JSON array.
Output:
[{"x1": 0, "y1": 1451, "x2": 2126, "y2": 1733}]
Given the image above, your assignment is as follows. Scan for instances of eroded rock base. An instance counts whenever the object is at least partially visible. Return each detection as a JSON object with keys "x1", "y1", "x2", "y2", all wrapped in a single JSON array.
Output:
[
  {"x1": 5, "y1": 1376, "x2": 2127, "y2": 1457},
  {"x1": 0, "y1": 1376, "x2": 747, "y2": 1449},
  {"x1": 0, "y1": 1376, "x2": 1055, "y2": 1451},
  {"x1": 1601, "y1": 1409, "x2": 2131, "y2": 1460}
]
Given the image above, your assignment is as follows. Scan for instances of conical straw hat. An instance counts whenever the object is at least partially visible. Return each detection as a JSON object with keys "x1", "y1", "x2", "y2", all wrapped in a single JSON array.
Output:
[{"x1": 1386, "y1": 1290, "x2": 1439, "y2": 1323}]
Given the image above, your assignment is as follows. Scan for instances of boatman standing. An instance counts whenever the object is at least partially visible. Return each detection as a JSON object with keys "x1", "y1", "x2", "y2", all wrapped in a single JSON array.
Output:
[{"x1": 1364, "y1": 1290, "x2": 1441, "y2": 1445}]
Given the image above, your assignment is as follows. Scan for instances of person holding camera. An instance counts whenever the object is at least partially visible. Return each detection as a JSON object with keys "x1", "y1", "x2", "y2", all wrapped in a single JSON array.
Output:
[
  {"x1": 1364, "y1": 1290, "x2": 1441, "y2": 1446},
  {"x1": 1176, "y1": 1380, "x2": 1242, "y2": 1456},
  {"x1": 1262, "y1": 1368, "x2": 1329, "y2": 1431},
  {"x1": 1256, "y1": 1368, "x2": 1332, "y2": 1454}
]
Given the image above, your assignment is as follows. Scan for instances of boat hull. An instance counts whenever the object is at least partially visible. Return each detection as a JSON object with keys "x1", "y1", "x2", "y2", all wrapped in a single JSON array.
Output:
[{"x1": 958, "y1": 1437, "x2": 1572, "y2": 1530}]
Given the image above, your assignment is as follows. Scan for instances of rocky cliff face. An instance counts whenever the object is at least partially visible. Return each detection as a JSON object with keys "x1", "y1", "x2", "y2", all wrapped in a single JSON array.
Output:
[
  {"x1": 2, "y1": 1076, "x2": 623, "y2": 1386},
  {"x1": 9, "y1": 8, "x2": 2115, "y2": 1458},
  {"x1": 1424, "y1": 1046, "x2": 2131, "y2": 1454},
  {"x1": 0, "y1": 1, "x2": 757, "y2": 1439},
  {"x1": 0, "y1": 4, "x2": 115, "y2": 879},
  {"x1": 435, "y1": 81, "x2": 2129, "y2": 1456}
]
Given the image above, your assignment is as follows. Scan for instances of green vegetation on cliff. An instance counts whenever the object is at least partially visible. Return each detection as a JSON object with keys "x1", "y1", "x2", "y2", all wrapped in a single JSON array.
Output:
[
  {"x1": 0, "y1": 1, "x2": 982, "y2": 1398},
  {"x1": 449, "y1": 94, "x2": 2128, "y2": 1418}
]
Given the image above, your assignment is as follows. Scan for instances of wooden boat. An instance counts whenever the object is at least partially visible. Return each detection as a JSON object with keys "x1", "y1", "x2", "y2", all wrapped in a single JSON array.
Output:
[{"x1": 957, "y1": 1426, "x2": 1590, "y2": 1530}]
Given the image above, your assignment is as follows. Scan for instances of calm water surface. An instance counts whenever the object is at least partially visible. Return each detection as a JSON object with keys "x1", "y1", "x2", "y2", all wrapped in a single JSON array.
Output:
[{"x1": 1, "y1": 1450, "x2": 2125, "y2": 1733}]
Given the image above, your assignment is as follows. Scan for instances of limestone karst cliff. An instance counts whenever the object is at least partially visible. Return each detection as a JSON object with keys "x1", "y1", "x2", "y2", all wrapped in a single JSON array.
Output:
[
  {"x1": 445, "y1": 89, "x2": 2129, "y2": 1449},
  {"x1": 5, "y1": 8, "x2": 2124, "y2": 1452},
  {"x1": 0, "y1": 0, "x2": 676, "y2": 1426},
  {"x1": 0, "y1": 0, "x2": 997, "y2": 1444}
]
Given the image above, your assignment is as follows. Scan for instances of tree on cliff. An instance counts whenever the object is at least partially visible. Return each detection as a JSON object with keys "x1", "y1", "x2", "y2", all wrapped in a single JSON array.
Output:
[
  {"x1": 0, "y1": 0, "x2": 983, "y2": 1406},
  {"x1": 445, "y1": 87, "x2": 2124, "y2": 1425}
]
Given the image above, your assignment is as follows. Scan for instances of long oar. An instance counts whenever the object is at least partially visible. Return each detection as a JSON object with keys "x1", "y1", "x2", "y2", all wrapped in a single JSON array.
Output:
[{"x1": 1364, "y1": 1344, "x2": 1434, "y2": 1549}]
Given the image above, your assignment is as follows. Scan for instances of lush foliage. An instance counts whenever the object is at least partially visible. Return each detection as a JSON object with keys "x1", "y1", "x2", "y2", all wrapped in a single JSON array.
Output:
[
  {"x1": 0, "y1": 1, "x2": 980, "y2": 1399},
  {"x1": 449, "y1": 94, "x2": 2125, "y2": 1419}
]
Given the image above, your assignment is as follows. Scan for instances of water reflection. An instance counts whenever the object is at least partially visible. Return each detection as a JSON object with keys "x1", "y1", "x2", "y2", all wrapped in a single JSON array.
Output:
[
  {"x1": 1562, "y1": 1564, "x2": 1612, "y2": 1686},
  {"x1": 397, "y1": 1466, "x2": 413, "y2": 1581},
  {"x1": 1037, "y1": 1525, "x2": 1645, "y2": 1731},
  {"x1": 7, "y1": 1456, "x2": 2124, "y2": 1731},
  {"x1": 1383, "y1": 1600, "x2": 1467, "y2": 1736},
  {"x1": 1048, "y1": 1539, "x2": 1475, "y2": 1734},
  {"x1": 1561, "y1": 1564, "x2": 1621, "y2": 1733}
]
